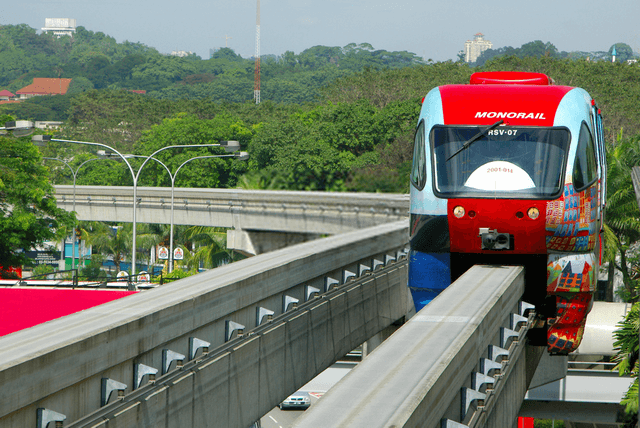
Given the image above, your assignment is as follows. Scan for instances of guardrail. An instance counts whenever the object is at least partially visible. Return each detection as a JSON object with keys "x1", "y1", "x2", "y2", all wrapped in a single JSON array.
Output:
[{"x1": 294, "y1": 265, "x2": 543, "y2": 428}]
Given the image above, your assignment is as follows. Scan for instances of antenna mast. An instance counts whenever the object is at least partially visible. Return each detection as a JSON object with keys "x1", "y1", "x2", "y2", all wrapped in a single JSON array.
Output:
[{"x1": 254, "y1": 0, "x2": 261, "y2": 104}]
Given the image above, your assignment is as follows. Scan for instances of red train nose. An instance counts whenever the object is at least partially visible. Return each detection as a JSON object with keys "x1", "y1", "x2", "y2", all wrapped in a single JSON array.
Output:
[{"x1": 448, "y1": 199, "x2": 547, "y2": 254}]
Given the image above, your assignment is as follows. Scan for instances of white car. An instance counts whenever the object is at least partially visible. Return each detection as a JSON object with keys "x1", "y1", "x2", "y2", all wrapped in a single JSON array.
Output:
[{"x1": 279, "y1": 392, "x2": 311, "y2": 410}]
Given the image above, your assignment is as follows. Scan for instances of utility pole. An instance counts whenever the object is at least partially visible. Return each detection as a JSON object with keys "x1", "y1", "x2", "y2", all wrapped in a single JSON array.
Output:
[{"x1": 254, "y1": 0, "x2": 261, "y2": 104}]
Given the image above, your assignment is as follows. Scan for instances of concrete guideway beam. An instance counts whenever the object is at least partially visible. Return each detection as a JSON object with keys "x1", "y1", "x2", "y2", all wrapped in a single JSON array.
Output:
[
  {"x1": 226, "y1": 229, "x2": 320, "y2": 256},
  {"x1": 53, "y1": 185, "x2": 410, "y2": 234},
  {"x1": 0, "y1": 221, "x2": 409, "y2": 427},
  {"x1": 66, "y1": 264, "x2": 409, "y2": 428},
  {"x1": 293, "y1": 265, "x2": 543, "y2": 428},
  {"x1": 573, "y1": 302, "x2": 634, "y2": 356}
]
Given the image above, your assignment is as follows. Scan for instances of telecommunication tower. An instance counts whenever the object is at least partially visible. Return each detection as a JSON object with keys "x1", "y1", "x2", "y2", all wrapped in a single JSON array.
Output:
[{"x1": 254, "y1": 0, "x2": 261, "y2": 104}]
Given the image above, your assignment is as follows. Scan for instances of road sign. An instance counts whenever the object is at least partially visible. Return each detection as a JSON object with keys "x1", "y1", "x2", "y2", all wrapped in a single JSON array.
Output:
[{"x1": 158, "y1": 247, "x2": 169, "y2": 260}]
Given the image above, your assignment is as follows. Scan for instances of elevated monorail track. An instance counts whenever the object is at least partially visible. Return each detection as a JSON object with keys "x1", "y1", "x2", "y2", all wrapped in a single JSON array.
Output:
[
  {"x1": 0, "y1": 221, "x2": 410, "y2": 428},
  {"x1": 66, "y1": 259, "x2": 408, "y2": 427},
  {"x1": 294, "y1": 265, "x2": 543, "y2": 428},
  {"x1": 53, "y1": 185, "x2": 410, "y2": 234}
]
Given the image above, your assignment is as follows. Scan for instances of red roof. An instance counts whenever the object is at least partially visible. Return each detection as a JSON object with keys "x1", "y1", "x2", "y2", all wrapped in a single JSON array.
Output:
[
  {"x1": 0, "y1": 89, "x2": 15, "y2": 97},
  {"x1": 16, "y1": 78, "x2": 72, "y2": 95},
  {"x1": 0, "y1": 288, "x2": 137, "y2": 336},
  {"x1": 0, "y1": 100, "x2": 21, "y2": 105}
]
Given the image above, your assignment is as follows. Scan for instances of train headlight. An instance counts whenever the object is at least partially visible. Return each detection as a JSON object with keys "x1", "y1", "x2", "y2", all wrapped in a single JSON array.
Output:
[
  {"x1": 527, "y1": 207, "x2": 540, "y2": 220},
  {"x1": 453, "y1": 206, "x2": 465, "y2": 218}
]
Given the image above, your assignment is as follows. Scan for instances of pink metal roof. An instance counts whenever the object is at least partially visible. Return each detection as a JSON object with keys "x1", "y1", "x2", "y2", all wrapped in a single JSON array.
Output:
[
  {"x1": 0, "y1": 89, "x2": 15, "y2": 97},
  {"x1": 0, "y1": 288, "x2": 138, "y2": 336}
]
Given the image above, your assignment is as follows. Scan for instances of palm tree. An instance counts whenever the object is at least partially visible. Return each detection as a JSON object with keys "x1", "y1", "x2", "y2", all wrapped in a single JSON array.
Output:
[
  {"x1": 182, "y1": 226, "x2": 238, "y2": 271},
  {"x1": 613, "y1": 302, "x2": 639, "y2": 426},
  {"x1": 604, "y1": 132, "x2": 640, "y2": 302},
  {"x1": 607, "y1": 132, "x2": 640, "y2": 427},
  {"x1": 133, "y1": 223, "x2": 163, "y2": 274},
  {"x1": 85, "y1": 222, "x2": 130, "y2": 273}
]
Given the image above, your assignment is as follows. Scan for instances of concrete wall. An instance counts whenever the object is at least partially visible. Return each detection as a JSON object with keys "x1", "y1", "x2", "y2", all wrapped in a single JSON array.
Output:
[{"x1": 0, "y1": 221, "x2": 409, "y2": 428}]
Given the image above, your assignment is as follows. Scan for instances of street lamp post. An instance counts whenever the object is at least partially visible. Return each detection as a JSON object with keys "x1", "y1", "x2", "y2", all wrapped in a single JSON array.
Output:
[
  {"x1": 33, "y1": 137, "x2": 138, "y2": 277},
  {"x1": 43, "y1": 156, "x2": 117, "y2": 273},
  {"x1": 33, "y1": 135, "x2": 241, "y2": 280},
  {"x1": 167, "y1": 152, "x2": 248, "y2": 272},
  {"x1": 128, "y1": 142, "x2": 240, "y2": 279},
  {"x1": 122, "y1": 151, "x2": 248, "y2": 272}
]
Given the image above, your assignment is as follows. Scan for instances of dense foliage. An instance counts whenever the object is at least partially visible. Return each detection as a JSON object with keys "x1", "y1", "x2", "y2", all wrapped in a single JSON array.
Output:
[
  {"x1": 24, "y1": 56, "x2": 640, "y2": 195},
  {"x1": 474, "y1": 40, "x2": 635, "y2": 66},
  {"x1": 0, "y1": 129, "x2": 75, "y2": 273},
  {"x1": 0, "y1": 23, "x2": 425, "y2": 114}
]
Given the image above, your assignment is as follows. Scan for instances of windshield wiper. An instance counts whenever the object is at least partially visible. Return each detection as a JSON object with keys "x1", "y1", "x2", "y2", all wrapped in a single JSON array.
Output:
[{"x1": 446, "y1": 119, "x2": 504, "y2": 161}]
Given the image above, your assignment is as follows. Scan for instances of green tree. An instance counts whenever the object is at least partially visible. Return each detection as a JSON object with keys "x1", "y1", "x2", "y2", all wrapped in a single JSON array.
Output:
[
  {"x1": 604, "y1": 133, "x2": 640, "y2": 302},
  {"x1": 86, "y1": 222, "x2": 129, "y2": 273},
  {"x1": 133, "y1": 113, "x2": 252, "y2": 189},
  {"x1": 85, "y1": 222, "x2": 160, "y2": 275},
  {"x1": 613, "y1": 302, "x2": 639, "y2": 426},
  {"x1": 610, "y1": 43, "x2": 634, "y2": 63},
  {"x1": 519, "y1": 40, "x2": 558, "y2": 58},
  {"x1": 65, "y1": 89, "x2": 174, "y2": 151},
  {"x1": 183, "y1": 226, "x2": 237, "y2": 270},
  {"x1": 209, "y1": 47, "x2": 244, "y2": 62},
  {"x1": 0, "y1": 134, "x2": 75, "y2": 273},
  {"x1": 128, "y1": 54, "x2": 198, "y2": 91},
  {"x1": 66, "y1": 76, "x2": 94, "y2": 95}
]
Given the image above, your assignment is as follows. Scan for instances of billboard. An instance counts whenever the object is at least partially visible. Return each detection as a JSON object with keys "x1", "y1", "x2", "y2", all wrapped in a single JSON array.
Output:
[{"x1": 25, "y1": 250, "x2": 61, "y2": 267}]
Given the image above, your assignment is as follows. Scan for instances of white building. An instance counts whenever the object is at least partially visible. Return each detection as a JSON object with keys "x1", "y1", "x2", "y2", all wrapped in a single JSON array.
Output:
[
  {"x1": 464, "y1": 33, "x2": 493, "y2": 63},
  {"x1": 41, "y1": 18, "x2": 77, "y2": 37},
  {"x1": 170, "y1": 50, "x2": 194, "y2": 57}
]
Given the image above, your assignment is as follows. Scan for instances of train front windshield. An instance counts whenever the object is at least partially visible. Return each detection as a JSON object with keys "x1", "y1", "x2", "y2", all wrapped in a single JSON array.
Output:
[{"x1": 431, "y1": 125, "x2": 570, "y2": 199}]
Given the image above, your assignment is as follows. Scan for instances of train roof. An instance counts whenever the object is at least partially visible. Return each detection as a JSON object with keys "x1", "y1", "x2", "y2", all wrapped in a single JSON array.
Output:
[{"x1": 436, "y1": 72, "x2": 580, "y2": 126}]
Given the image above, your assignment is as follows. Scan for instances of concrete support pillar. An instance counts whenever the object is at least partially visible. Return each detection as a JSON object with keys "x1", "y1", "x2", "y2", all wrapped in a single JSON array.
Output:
[
  {"x1": 227, "y1": 229, "x2": 320, "y2": 257},
  {"x1": 528, "y1": 352, "x2": 567, "y2": 389},
  {"x1": 362, "y1": 284, "x2": 415, "y2": 357},
  {"x1": 362, "y1": 323, "x2": 401, "y2": 358}
]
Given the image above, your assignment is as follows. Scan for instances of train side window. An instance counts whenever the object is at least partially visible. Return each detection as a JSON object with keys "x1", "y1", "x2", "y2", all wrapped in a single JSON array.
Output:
[
  {"x1": 411, "y1": 120, "x2": 427, "y2": 190},
  {"x1": 572, "y1": 122, "x2": 598, "y2": 192}
]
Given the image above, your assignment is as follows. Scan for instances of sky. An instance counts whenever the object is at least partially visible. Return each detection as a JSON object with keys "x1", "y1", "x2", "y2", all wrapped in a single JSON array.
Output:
[{"x1": 2, "y1": 0, "x2": 639, "y2": 62}]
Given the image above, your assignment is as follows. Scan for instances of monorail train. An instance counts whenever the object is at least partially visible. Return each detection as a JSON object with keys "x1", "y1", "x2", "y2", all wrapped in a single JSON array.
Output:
[{"x1": 409, "y1": 71, "x2": 606, "y2": 354}]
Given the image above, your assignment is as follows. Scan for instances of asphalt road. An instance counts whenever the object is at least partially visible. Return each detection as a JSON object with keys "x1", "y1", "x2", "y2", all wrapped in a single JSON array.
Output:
[
  {"x1": 260, "y1": 397, "x2": 320, "y2": 428},
  {"x1": 259, "y1": 362, "x2": 356, "y2": 428}
]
